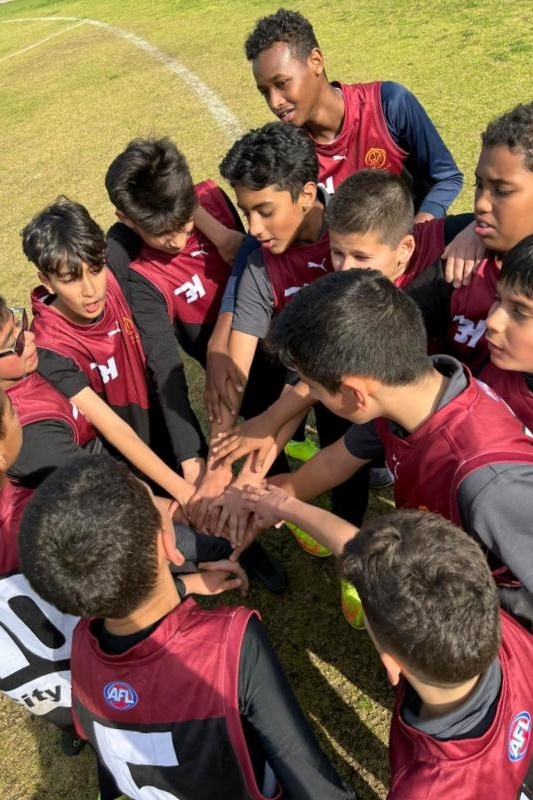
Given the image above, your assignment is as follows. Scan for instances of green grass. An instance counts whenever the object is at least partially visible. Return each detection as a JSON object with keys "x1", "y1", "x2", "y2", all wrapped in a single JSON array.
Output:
[{"x1": 0, "y1": 1, "x2": 531, "y2": 797}]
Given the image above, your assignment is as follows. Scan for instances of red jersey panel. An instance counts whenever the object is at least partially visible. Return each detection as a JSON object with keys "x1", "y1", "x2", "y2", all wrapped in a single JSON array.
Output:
[
  {"x1": 31, "y1": 270, "x2": 149, "y2": 438},
  {"x1": 389, "y1": 612, "x2": 533, "y2": 799},
  {"x1": 263, "y1": 229, "x2": 333, "y2": 313},
  {"x1": 396, "y1": 218, "x2": 445, "y2": 289},
  {"x1": 72, "y1": 600, "x2": 278, "y2": 800},
  {"x1": 448, "y1": 253, "x2": 500, "y2": 371},
  {"x1": 130, "y1": 181, "x2": 235, "y2": 326},
  {"x1": 376, "y1": 369, "x2": 533, "y2": 526},
  {"x1": 479, "y1": 363, "x2": 533, "y2": 433},
  {"x1": 0, "y1": 482, "x2": 77, "y2": 730},
  {"x1": 7, "y1": 373, "x2": 95, "y2": 446},
  {"x1": 311, "y1": 82, "x2": 406, "y2": 194}
]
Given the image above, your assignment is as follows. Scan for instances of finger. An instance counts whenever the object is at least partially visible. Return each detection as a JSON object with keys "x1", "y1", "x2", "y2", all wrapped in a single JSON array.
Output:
[
  {"x1": 452, "y1": 258, "x2": 466, "y2": 288},
  {"x1": 219, "y1": 577, "x2": 244, "y2": 594},
  {"x1": 443, "y1": 253, "x2": 454, "y2": 284},
  {"x1": 458, "y1": 259, "x2": 475, "y2": 286},
  {"x1": 226, "y1": 362, "x2": 244, "y2": 394},
  {"x1": 214, "y1": 506, "x2": 230, "y2": 538}
]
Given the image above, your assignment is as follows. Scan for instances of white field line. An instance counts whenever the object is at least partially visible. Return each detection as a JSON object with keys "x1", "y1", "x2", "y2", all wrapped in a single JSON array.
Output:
[
  {"x1": 0, "y1": 15, "x2": 244, "y2": 138},
  {"x1": 0, "y1": 20, "x2": 84, "y2": 63}
]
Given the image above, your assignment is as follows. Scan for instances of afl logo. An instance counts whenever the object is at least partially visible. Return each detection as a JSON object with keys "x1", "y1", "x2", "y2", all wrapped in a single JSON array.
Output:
[
  {"x1": 508, "y1": 711, "x2": 531, "y2": 762},
  {"x1": 104, "y1": 681, "x2": 138, "y2": 711},
  {"x1": 364, "y1": 147, "x2": 388, "y2": 169}
]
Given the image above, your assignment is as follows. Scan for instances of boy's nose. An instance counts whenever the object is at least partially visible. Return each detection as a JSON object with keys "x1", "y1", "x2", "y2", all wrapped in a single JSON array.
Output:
[{"x1": 486, "y1": 303, "x2": 506, "y2": 333}]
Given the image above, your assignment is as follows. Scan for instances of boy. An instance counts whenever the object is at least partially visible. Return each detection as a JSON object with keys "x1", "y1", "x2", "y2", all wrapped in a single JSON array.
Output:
[
  {"x1": 21, "y1": 197, "x2": 194, "y2": 505},
  {"x1": 480, "y1": 234, "x2": 533, "y2": 430},
  {"x1": 195, "y1": 121, "x2": 368, "y2": 556},
  {"x1": 245, "y1": 8, "x2": 462, "y2": 220},
  {"x1": 0, "y1": 387, "x2": 81, "y2": 752},
  {"x1": 408, "y1": 100, "x2": 533, "y2": 372},
  {"x1": 246, "y1": 270, "x2": 533, "y2": 628},
  {"x1": 19, "y1": 456, "x2": 356, "y2": 800}
]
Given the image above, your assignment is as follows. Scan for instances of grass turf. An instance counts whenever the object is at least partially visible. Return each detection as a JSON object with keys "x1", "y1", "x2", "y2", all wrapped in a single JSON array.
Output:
[{"x1": 0, "y1": 1, "x2": 531, "y2": 797}]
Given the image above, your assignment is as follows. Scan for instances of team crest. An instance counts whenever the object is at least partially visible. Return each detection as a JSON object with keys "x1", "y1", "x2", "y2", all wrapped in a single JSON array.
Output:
[
  {"x1": 104, "y1": 681, "x2": 138, "y2": 711},
  {"x1": 121, "y1": 315, "x2": 139, "y2": 344},
  {"x1": 364, "y1": 147, "x2": 388, "y2": 169},
  {"x1": 508, "y1": 711, "x2": 531, "y2": 762}
]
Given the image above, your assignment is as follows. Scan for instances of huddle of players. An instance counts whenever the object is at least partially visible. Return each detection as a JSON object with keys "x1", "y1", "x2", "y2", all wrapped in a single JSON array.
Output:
[{"x1": 2, "y1": 7, "x2": 533, "y2": 799}]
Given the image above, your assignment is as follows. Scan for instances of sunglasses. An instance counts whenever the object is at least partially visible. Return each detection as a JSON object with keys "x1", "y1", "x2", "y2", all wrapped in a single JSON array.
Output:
[{"x1": 0, "y1": 307, "x2": 29, "y2": 360}]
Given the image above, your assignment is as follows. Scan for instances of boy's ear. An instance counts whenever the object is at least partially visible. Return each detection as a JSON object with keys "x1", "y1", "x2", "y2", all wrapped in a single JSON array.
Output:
[
  {"x1": 37, "y1": 271, "x2": 54, "y2": 294},
  {"x1": 398, "y1": 234, "x2": 416, "y2": 266},
  {"x1": 380, "y1": 651, "x2": 403, "y2": 687},
  {"x1": 115, "y1": 210, "x2": 136, "y2": 230},
  {"x1": 301, "y1": 181, "x2": 318, "y2": 210},
  {"x1": 307, "y1": 47, "x2": 325, "y2": 77},
  {"x1": 341, "y1": 375, "x2": 376, "y2": 409}
]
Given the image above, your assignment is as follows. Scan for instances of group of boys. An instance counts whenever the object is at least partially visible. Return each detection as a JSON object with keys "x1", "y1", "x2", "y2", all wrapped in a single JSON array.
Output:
[{"x1": 2, "y1": 7, "x2": 533, "y2": 799}]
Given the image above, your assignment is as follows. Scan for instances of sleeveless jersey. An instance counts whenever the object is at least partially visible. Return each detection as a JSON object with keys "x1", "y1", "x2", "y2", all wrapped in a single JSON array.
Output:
[
  {"x1": 396, "y1": 218, "x2": 445, "y2": 289},
  {"x1": 375, "y1": 361, "x2": 533, "y2": 583},
  {"x1": 31, "y1": 270, "x2": 150, "y2": 441},
  {"x1": 7, "y1": 373, "x2": 95, "y2": 446},
  {"x1": 311, "y1": 82, "x2": 406, "y2": 195},
  {"x1": 448, "y1": 253, "x2": 499, "y2": 372},
  {"x1": 0, "y1": 481, "x2": 78, "y2": 730},
  {"x1": 129, "y1": 181, "x2": 235, "y2": 327},
  {"x1": 263, "y1": 229, "x2": 333, "y2": 313},
  {"x1": 479, "y1": 363, "x2": 533, "y2": 433},
  {"x1": 389, "y1": 612, "x2": 533, "y2": 799},
  {"x1": 72, "y1": 600, "x2": 280, "y2": 800}
]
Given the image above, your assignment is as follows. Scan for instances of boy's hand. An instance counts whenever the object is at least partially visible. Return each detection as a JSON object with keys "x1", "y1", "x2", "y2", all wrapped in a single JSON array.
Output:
[
  {"x1": 182, "y1": 559, "x2": 249, "y2": 597},
  {"x1": 208, "y1": 412, "x2": 278, "y2": 472},
  {"x1": 241, "y1": 483, "x2": 291, "y2": 530},
  {"x1": 204, "y1": 349, "x2": 243, "y2": 424},
  {"x1": 216, "y1": 229, "x2": 246, "y2": 266},
  {"x1": 208, "y1": 484, "x2": 255, "y2": 549},
  {"x1": 186, "y1": 466, "x2": 233, "y2": 532},
  {"x1": 443, "y1": 221, "x2": 486, "y2": 288},
  {"x1": 181, "y1": 457, "x2": 206, "y2": 487}
]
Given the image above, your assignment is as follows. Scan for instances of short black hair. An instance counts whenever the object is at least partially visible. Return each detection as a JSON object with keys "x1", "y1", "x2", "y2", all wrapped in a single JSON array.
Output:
[
  {"x1": 326, "y1": 171, "x2": 414, "y2": 247},
  {"x1": 105, "y1": 137, "x2": 197, "y2": 235},
  {"x1": 500, "y1": 233, "x2": 533, "y2": 298},
  {"x1": 245, "y1": 8, "x2": 319, "y2": 62},
  {"x1": 21, "y1": 196, "x2": 106, "y2": 279},
  {"x1": 19, "y1": 456, "x2": 162, "y2": 618},
  {"x1": 266, "y1": 269, "x2": 431, "y2": 391},
  {"x1": 341, "y1": 510, "x2": 501, "y2": 686},
  {"x1": 220, "y1": 122, "x2": 318, "y2": 201},
  {"x1": 482, "y1": 101, "x2": 533, "y2": 171}
]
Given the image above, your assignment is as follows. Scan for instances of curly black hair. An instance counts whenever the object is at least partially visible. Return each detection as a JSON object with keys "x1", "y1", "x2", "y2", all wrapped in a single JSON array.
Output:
[
  {"x1": 245, "y1": 8, "x2": 319, "y2": 61},
  {"x1": 482, "y1": 101, "x2": 533, "y2": 170}
]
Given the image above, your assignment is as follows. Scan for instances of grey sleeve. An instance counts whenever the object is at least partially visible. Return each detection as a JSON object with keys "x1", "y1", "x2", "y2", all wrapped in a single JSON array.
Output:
[
  {"x1": 231, "y1": 251, "x2": 275, "y2": 339},
  {"x1": 343, "y1": 421, "x2": 384, "y2": 461},
  {"x1": 458, "y1": 464, "x2": 533, "y2": 592}
]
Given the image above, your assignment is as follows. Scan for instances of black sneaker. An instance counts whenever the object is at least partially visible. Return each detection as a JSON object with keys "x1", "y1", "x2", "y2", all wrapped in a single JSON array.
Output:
[
  {"x1": 240, "y1": 541, "x2": 287, "y2": 594},
  {"x1": 60, "y1": 730, "x2": 87, "y2": 757}
]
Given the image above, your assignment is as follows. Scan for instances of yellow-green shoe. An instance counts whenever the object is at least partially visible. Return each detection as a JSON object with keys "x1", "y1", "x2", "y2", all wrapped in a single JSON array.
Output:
[
  {"x1": 284, "y1": 436, "x2": 320, "y2": 463},
  {"x1": 285, "y1": 521, "x2": 332, "y2": 558},
  {"x1": 341, "y1": 579, "x2": 366, "y2": 630}
]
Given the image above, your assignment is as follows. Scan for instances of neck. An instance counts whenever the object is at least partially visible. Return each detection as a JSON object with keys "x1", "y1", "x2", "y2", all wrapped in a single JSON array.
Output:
[
  {"x1": 412, "y1": 674, "x2": 482, "y2": 721},
  {"x1": 295, "y1": 200, "x2": 325, "y2": 244},
  {"x1": 0, "y1": 373, "x2": 27, "y2": 391},
  {"x1": 303, "y1": 82, "x2": 345, "y2": 143},
  {"x1": 379, "y1": 369, "x2": 450, "y2": 432},
  {"x1": 104, "y1": 567, "x2": 181, "y2": 637}
]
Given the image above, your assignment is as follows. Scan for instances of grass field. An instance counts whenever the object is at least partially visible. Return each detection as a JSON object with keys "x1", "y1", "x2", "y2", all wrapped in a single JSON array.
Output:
[{"x1": 0, "y1": 1, "x2": 532, "y2": 798}]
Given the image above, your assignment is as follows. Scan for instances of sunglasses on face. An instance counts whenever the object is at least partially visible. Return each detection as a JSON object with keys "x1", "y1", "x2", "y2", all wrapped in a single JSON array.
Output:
[{"x1": 0, "y1": 307, "x2": 29, "y2": 360}]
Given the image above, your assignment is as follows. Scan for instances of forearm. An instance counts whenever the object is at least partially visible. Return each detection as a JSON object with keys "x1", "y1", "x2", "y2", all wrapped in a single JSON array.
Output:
[
  {"x1": 193, "y1": 205, "x2": 229, "y2": 250},
  {"x1": 275, "y1": 438, "x2": 367, "y2": 502},
  {"x1": 280, "y1": 496, "x2": 357, "y2": 556}
]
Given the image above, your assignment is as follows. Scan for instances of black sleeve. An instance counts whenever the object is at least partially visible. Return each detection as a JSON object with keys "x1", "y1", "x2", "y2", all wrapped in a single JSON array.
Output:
[
  {"x1": 7, "y1": 420, "x2": 102, "y2": 487},
  {"x1": 443, "y1": 213, "x2": 475, "y2": 246},
  {"x1": 458, "y1": 464, "x2": 533, "y2": 592},
  {"x1": 219, "y1": 188, "x2": 246, "y2": 233},
  {"x1": 232, "y1": 251, "x2": 275, "y2": 338},
  {"x1": 343, "y1": 421, "x2": 384, "y2": 461},
  {"x1": 36, "y1": 348, "x2": 90, "y2": 399},
  {"x1": 128, "y1": 271, "x2": 206, "y2": 464},
  {"x1": 405, "y1": 260, "x2": 454, "y2": 339},
  {"x1": 106, "y1": 223, "x2": 143, "y2": 304},
  {"x1": 238, "y1": 616, "x2": 356, "y2": 800}
]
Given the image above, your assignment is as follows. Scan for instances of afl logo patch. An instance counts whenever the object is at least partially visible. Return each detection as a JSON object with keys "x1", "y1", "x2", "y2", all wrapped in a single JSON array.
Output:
[
  {"x1": 508, "y1": 711, "x2": 531, "y2": 762},
  {"x1": 364, "y1": 147, "x2": 388, "y2": 169},
  {"x1": 104, "y1": 681, "x2": 138, "y2": 711}
]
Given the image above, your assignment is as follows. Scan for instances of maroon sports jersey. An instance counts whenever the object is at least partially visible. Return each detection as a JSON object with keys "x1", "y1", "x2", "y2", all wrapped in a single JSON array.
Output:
[
  {"x1": 263, "y1": 229, "x2": 332, "y2": 313},
  {"x1": 7, "y1": 373, "x2": 95, "y2": 446},
  {"x1": 0, "y1": 481, "x2": 78, "y2": 729},
  {"x1": 447, "y1": 253, "x2": 500, "y2": 371},
  {"x1": 31, "y1": 269, "x2": 149, "y2": 438},
  {"x1": 129, "y1": 181, "x2": 236, "y2": 326},
  {"x1": 479, "y1": 363, "x2": 533, "y2": 433},
  {"x1": 72, "y1": 599, "x2": 279, "y2": 800},
  {"x1": 389, "y1": 612, "x2": 533, "y2": 799},
  {"x1": 311, "y1": 82, "x2": 406, "y2": 195},
  {"x1": 396, "y1": 218, "x2": 445, "y2": 289}
]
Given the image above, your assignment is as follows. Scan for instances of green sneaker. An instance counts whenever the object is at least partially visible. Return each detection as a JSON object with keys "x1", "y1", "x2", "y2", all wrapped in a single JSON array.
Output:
[
  {"x1": 284, "y1": 436, "x2": 320, "y2": 463},
  {"x1": 285, "y1": 521, "x2": 332, "y2": 558},
  {"x1": 341, "y1": 579, "x2": 366, "y2": 629}
]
